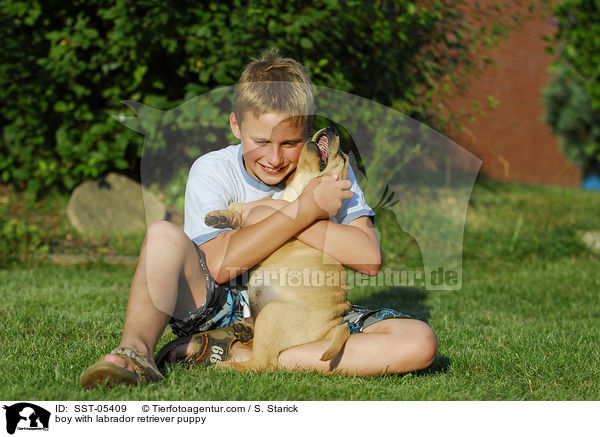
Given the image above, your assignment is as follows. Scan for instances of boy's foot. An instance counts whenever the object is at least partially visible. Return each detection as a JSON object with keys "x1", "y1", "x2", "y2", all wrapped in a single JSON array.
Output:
[
  {"x1": 155, "y1": 321, "x2": 254, "y2": 369},
  {"x1": 80, "y1": 347, "x2": 164, "y2": 389}
]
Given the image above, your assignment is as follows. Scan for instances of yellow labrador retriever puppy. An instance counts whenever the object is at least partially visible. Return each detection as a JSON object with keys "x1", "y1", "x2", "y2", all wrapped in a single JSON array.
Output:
[{"x1": 204, "y1": 126, "x2": 351, "y2": 371}]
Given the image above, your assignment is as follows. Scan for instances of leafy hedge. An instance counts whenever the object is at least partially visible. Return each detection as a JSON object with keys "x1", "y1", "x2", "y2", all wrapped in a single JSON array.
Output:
[
  {"x1": 543, "y1": 62, "x2": 600, "y2": 172},
  {"x1": 549, "y1": 0, "x2": 600, "y2": 111},
  {"x1": 543, "y1": 0, "x2": 600, "y2": 172},
  {"x1": 1, "y1": 0, "x2": 538, "y2": 198},
  {"x1": 0, "y1": 204, "x2": 48, "y2": 266}
]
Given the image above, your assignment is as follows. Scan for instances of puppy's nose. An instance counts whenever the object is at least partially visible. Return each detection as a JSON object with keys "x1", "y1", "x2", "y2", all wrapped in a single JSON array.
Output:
[{"x1": 327, "y1": 126, "x2": 339, "y2": 136}]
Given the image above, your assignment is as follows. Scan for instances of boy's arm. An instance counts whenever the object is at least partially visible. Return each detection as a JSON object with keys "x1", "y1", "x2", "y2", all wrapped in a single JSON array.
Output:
[
  {"x1": 293, "y1": 164, "x2": 380, "y2": 275},
  {"x1": 294, "y1": 216, "x2": 381, "y2": 276},
  {"x1": 228, "y1": 199, "x2": 381, "y2": 276},
  {"x1": 199, "y1": 175, "x2": 353, "y2": 284}
]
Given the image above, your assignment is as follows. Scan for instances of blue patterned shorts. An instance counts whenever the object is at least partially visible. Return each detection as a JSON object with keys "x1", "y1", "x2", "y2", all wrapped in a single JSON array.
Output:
[
  {"x1": 342, "y1": 305, "x2": 412, "y2": 334},
  {"x1": 168, "y1": 245, "x2": 251, "y2": 337}
]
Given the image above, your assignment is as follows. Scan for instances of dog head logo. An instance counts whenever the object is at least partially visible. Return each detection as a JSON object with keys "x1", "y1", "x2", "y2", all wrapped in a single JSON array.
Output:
[
  {"x1": 119, "y1": 83, "x2": 481, "y2": 290},
  {"x1": 3, "y1": 403, "x2": 50, "y2": 435}
]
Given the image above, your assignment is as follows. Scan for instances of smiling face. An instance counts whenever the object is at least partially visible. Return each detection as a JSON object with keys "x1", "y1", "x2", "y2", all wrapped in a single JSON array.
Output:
[{"x1": 230, "y1": 111, "x2": 307, "y2": 185}]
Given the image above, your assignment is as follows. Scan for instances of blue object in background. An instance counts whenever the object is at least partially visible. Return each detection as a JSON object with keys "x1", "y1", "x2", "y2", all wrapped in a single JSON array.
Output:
[
  {"x1": 582, "y1": 174, "x2": 600, "y2": 190},
  {"x1": 582, "y1": 162, "x2": 600, "y2": 191}
]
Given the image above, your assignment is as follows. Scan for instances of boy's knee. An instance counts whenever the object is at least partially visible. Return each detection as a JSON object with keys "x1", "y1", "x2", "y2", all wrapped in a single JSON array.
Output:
[
  {"x1": 410, "y1": 322, "x2": 438, "y2": 369},
  {"x1": 384, "y1": 319, "x2": 437, "y2": 372},
  {"x1": 147, "y1": 220, "x2": 185, "y2": 242}
]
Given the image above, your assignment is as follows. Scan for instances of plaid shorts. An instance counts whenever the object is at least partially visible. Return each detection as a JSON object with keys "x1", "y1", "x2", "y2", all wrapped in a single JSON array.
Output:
[{"x1": 169, "y1": 244, "x2": 412, "y2": 337}]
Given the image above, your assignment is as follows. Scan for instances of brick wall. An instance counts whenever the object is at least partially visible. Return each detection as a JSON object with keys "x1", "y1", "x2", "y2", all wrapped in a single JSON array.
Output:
[{"x1": 442, "y1": 4, "x2": 582, "y2": 187}]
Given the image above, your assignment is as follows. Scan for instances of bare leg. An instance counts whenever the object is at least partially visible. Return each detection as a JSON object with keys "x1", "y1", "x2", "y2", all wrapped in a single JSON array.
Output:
[
  {"x1": 171, "y1": 318, "x2": 437, "y2": 376},
  {"x1": 274, "y1": 318, "x2": 438, "y2": 376},
  {"x1": 102, "y1": 220, "x2": 208, "y2": 369}
]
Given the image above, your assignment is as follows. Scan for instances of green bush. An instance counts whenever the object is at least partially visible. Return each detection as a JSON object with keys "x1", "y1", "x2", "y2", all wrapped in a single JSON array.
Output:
[
  {"x1": 0, "y1": 208, "x2": 49, "y2": 266},
  {"x1": 1, "y1": 0, "x2": 538, "y2": 198},
  {"x1": 543, "y1": 0, "x2": 600, "y2": 172},
  {"x1": 543, "y1": 62, "x2": 600, "y2": 172},
  {"x1": 548, "y1": 0, "x2": 600, "y2": 111}
]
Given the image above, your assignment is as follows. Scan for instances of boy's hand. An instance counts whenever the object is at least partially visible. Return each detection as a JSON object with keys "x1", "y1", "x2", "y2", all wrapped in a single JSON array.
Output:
[{"x1": 299, "y1": 175, "x2": 353, "y2": 220}]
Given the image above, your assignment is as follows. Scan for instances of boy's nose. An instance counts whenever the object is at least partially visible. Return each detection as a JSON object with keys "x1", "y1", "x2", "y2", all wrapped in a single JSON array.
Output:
[{"x1": 266, "y1": 146, "x2": 284, "y2": 167}]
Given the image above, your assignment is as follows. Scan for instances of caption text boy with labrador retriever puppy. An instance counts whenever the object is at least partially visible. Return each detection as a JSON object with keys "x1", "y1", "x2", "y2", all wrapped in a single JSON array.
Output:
[{"x1": 80, "y1": 49, "x2": 437, "y2": 388}]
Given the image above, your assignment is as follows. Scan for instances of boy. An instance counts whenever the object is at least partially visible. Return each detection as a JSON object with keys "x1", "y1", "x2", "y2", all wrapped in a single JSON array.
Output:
[{"x1": 80, "y1": 49, "x2": 437, "y2": 387}]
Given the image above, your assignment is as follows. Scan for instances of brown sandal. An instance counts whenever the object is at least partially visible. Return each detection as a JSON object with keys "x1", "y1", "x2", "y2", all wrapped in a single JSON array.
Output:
[
  {"x1": 155, "y1": 321, "x2": 254, "y2": 369},
  {"x1": 80, "y1": 347, "x2": 164, "y2": 388}
]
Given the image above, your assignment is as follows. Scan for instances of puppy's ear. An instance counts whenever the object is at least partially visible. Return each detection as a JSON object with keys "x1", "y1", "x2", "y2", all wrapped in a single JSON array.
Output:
[{"x1": 284, "y1": 168, "x2": 297, "y2": 186}]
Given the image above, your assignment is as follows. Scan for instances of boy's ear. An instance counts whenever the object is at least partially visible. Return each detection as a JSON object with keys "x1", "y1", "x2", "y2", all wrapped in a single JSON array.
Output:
[{"x1": 230, "y1": 112, "x2": 242, "y2": 139}]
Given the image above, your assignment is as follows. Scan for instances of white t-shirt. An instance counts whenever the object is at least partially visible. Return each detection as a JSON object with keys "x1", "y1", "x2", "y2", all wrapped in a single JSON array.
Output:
[{"x1": 184, "y1": 144, "x2": 374, "y2": 246}]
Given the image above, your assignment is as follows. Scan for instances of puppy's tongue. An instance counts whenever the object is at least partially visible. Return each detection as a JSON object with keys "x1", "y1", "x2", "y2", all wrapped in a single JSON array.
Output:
[{"x1": 318, "y1": 135, "x2": 329, "y2": 163}]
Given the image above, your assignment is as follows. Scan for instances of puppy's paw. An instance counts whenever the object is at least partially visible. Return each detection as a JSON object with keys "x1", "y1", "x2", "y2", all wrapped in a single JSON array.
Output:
[
  {"x1": 212, "y1": 361, "x2": 250, "y2": 374},
  {"x1": 212, "y1": 361, "x2": 236, "y2": 371},
  {"x1": 205, "y1": 210, "x2": 241, "y2": 229}
]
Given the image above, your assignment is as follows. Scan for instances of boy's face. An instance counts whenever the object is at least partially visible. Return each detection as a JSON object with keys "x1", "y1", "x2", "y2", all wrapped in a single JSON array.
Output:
[{"x1": 230, "y1": 111, "x2": 306, "y2": 185}]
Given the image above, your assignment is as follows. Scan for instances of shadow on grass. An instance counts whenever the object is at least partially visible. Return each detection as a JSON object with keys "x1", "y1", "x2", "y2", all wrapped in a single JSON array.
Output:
[
  {"x1": 351, "y1": 286, "x2": 451, "y2": 377},
  {"x1": 351, "y1": 286, "x2": 432, "y2": 322},
  {"x1": 416, "y1": 354, "x2": 451, "y2": 377}
]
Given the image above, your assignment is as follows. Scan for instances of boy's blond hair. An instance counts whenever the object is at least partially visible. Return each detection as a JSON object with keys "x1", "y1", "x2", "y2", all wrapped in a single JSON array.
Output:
[{"x1": 233, "y1": 48, "x2": 314, "y2": 134}]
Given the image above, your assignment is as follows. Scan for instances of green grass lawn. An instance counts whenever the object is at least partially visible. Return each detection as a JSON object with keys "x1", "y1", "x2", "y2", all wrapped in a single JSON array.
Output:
[{"x1": 1, "y1": 178, "x2": 599, "y2": 400}]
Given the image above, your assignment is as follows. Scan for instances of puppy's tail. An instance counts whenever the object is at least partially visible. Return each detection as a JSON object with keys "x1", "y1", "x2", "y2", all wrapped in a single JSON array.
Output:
[{"x1": 320, "y1": 324, "x2": 350, "y2": 361}]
